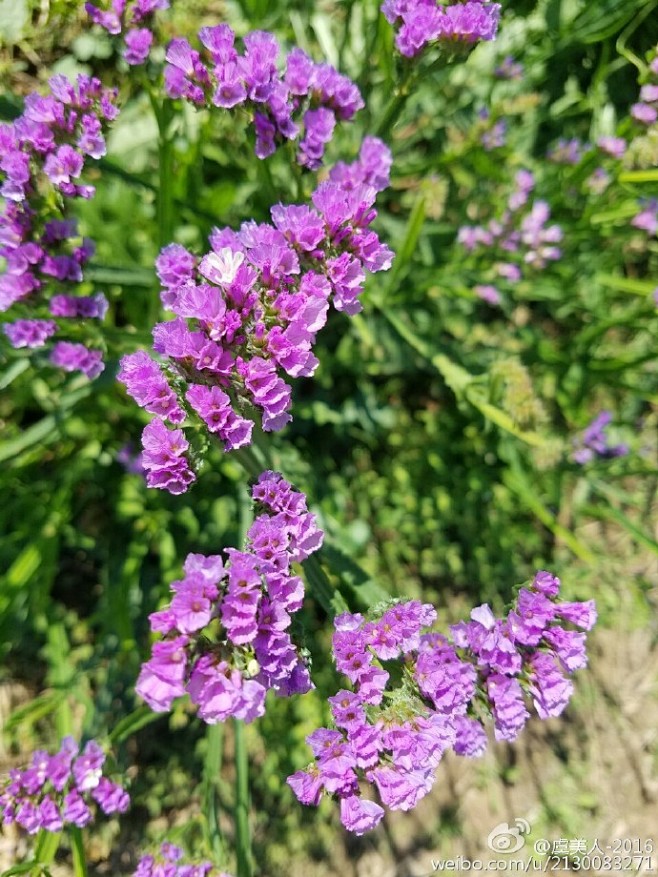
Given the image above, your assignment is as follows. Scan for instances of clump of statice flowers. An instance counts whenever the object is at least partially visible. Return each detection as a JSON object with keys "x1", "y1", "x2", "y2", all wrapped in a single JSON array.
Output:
[
  {"x1": 381, "y1": 0, "x2": 501, "y2": 59},
  {"x1": 572, "y1": 411, "x2": 628, "y2": 464},
  {"x1": 118, "y1": 138, "x2": 393, "y2": 490},
  {"x1": 85, "y1": 0, "x2": 169, "y2": 66},
  {"x1": 458, "y1": 168, "x2": 562, "y2": 302},
  {"x1": 0, "y1": 74, "x2": 119, "y2": 378},
  {"x1": 163, "y1": 24, "x2": 364, "y2": 168},
  {"x1": 288, "y1": 571, "x2": 595, "y2": 835},
  {"x1": 0, "y1": 737, "x2": 129, "y2": 834},
  {"x1": 136, "y1": 471, "x2": 322, "y2": 721},
  {"x1": 133, "y1": 841, "x2": 231, "y2": 877}
]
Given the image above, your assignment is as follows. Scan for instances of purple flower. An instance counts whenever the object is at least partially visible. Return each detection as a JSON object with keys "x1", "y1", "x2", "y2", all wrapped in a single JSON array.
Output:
[
  {"x1": 543, "y1": 627, "x2": 588, "y2": 672},
  {"x1": 140, "y1": 419, "x2": 196, "y2": 494},
  {"x1": 50, "y1": 341, "x2": 104, "y2": 379},
  {"x1": 631, "y1": 102, "x2": 658, "y2": 124},
  {"x1": 597, "y1": 136, "x2": 626, "y2": 158},
  {"x1": 383, "y1": 0, "x2": 501, "y2": 57},
  {"x1": 507, "y1": 588, "x2": 556, "y2": 646},
  {"x1": 453, "y1": 716, "x2": 488, "y2": 757},
  {"x1": 124, "y1": 28, "x2": 154, "y2": 65},
  {"x1": 91, "y1": 777, "x2": 130, "y2": 814},
  {"x1": 118, "y1": 351, "x2": 186, "y2": 423},
  {"x1": 86, "y1": 0, "x2": 168, "y2": 66},
  {"x1": 572, "y1": 411, "x2": 629, "y2": 463},
  {"x1": 527, "y1": 653, "x2": 574, "y2": 719},
  {"x1": 287, "y1": 768, "x2": 324, "y2": 806},
  {"x1": 631, "y1": 199, "x2": 658, "y2": 236},
  {"x1": 0, "y1": 736, "x2": 129, "y2": 835},
  {"x1": 3, "y1": 318, "x2": 57, "y2": 348},
  {"x1": 487, "y1": 674, "x2": 530, "y2": 741},
  {"x1": 531, "y1": 570, "x2": 560, "y2": 598},
  {"x1": 474, "y1": 284, "x2": 501, "y2": 305},
  {"x1": 50, "y1": 292, "x2": 108, "y2": 319},
  {"x1": 339, "y1": 795, "x2": 385, "y2": 834},
  {"x1": 72, "y1": 740, "x2": 105, "y2": 791},
  {"x1": 131, "y1": 842, "x2": 225, "y2": 877},
  {"x1": 135, "y1": 636, "x2": 189, "y2": 711}
]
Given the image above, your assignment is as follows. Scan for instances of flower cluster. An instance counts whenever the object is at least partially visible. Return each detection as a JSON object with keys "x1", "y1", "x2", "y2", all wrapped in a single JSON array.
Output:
[
  {"x1": 163, "y1": 24, "x2": 364, "y2": 168},
  {"x1": 381, "y1": 0, "x2": 501, "y2": 58},
  {"x1": 0, "y1": 74, "x2": 119, "y2": 378},
  {"x1": 458, "y1": 169, "x2": 562, "y2": 301},
  {"x1": 133, "y1": 841, "x2": 231, "y2": 877},
  {"x1": 85, "y1": 0, "x2": 169, "y2": 66},
  {"x1": 287, "y1": 571, "x2": 595, "y2": 834},
  {"x1": 118, "y1": 138, "x2": 393, "y2": 491},
  {"x1": 136, "y1": 472, "x2": 322, "y2": 722},
  {"x1": 0, "y1": 737, "x2": 129, "y2": 834},
  {"x1": 572, "y1": 411, "x2": 628, "y2": 464}
]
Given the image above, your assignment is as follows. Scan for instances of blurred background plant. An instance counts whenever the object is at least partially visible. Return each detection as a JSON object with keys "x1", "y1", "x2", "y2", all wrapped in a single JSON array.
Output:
[{"x1": 1, "y1": 0, "x2": 657, "y2": 875}]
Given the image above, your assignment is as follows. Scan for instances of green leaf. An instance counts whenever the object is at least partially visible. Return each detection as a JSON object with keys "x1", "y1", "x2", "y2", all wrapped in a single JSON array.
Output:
[
  {"x1": 85, "y1": 264, "x2": 155, "y2": 287},
  {"x1": 386, "y1": 193, "x2": 426, "y2": 290},
  {"x1": 570, "y1": 0, "x2": 652, "y2": 43},
  {"x1": 1, "y1": 861, "x2": 39, "y2": 876},
  {"x1": 109, "y1": 705, "x2": 163, "y2": 744},
  {"x1": 0, "y1": 383, "x2": 92, "y2": 464},
  {"x1": 594, "y1": 273, "x2": 656, "y2": 296},
  {"x1": 322, "y1": 544, "x2": 389, "y2": 608},
  {"x1": 618, "y1": 169, "x2": 658, "y2": 183},
  {"x1": 4, "y1": 691, "x2": 67, "y2": 733},
  {"x1": 0, "y1": 0, "x2": 28, "y2": 44},
  {"x1": 583, "y1": 502, "x2": 658, "y2": 555},
  {"x1": 0, "y1": 359, "x2": 29, "y2": 389},
  {"x1": 466, "y1": 392, "x2": 548, "y2": 448}
]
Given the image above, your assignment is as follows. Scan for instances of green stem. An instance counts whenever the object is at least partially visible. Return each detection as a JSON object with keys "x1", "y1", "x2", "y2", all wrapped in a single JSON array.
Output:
[
  {"x1": 373, "y1": 65, "x2": 417, "y2": 138},
  {"x1": 233, "y1": 720, "x2": 253, "y2": 877},
  {"x1": 69, "y1": 827, "x2": 89, "y2": 877},
  {"x1": 33, "y1": 830, "x2": 61, "y2": 875},
  {"x1": 45, "y1": 622, "x2": 74, "y2": 740},
  {"x1": 154, "y1": 98, "x2": 176, "y2": 249},
  {"x1": 148, "y1": 92, "x2": 175, "y2": 328},
  {"x1": 202, "y1": 723, "x2": 226, "y2": 865}
]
